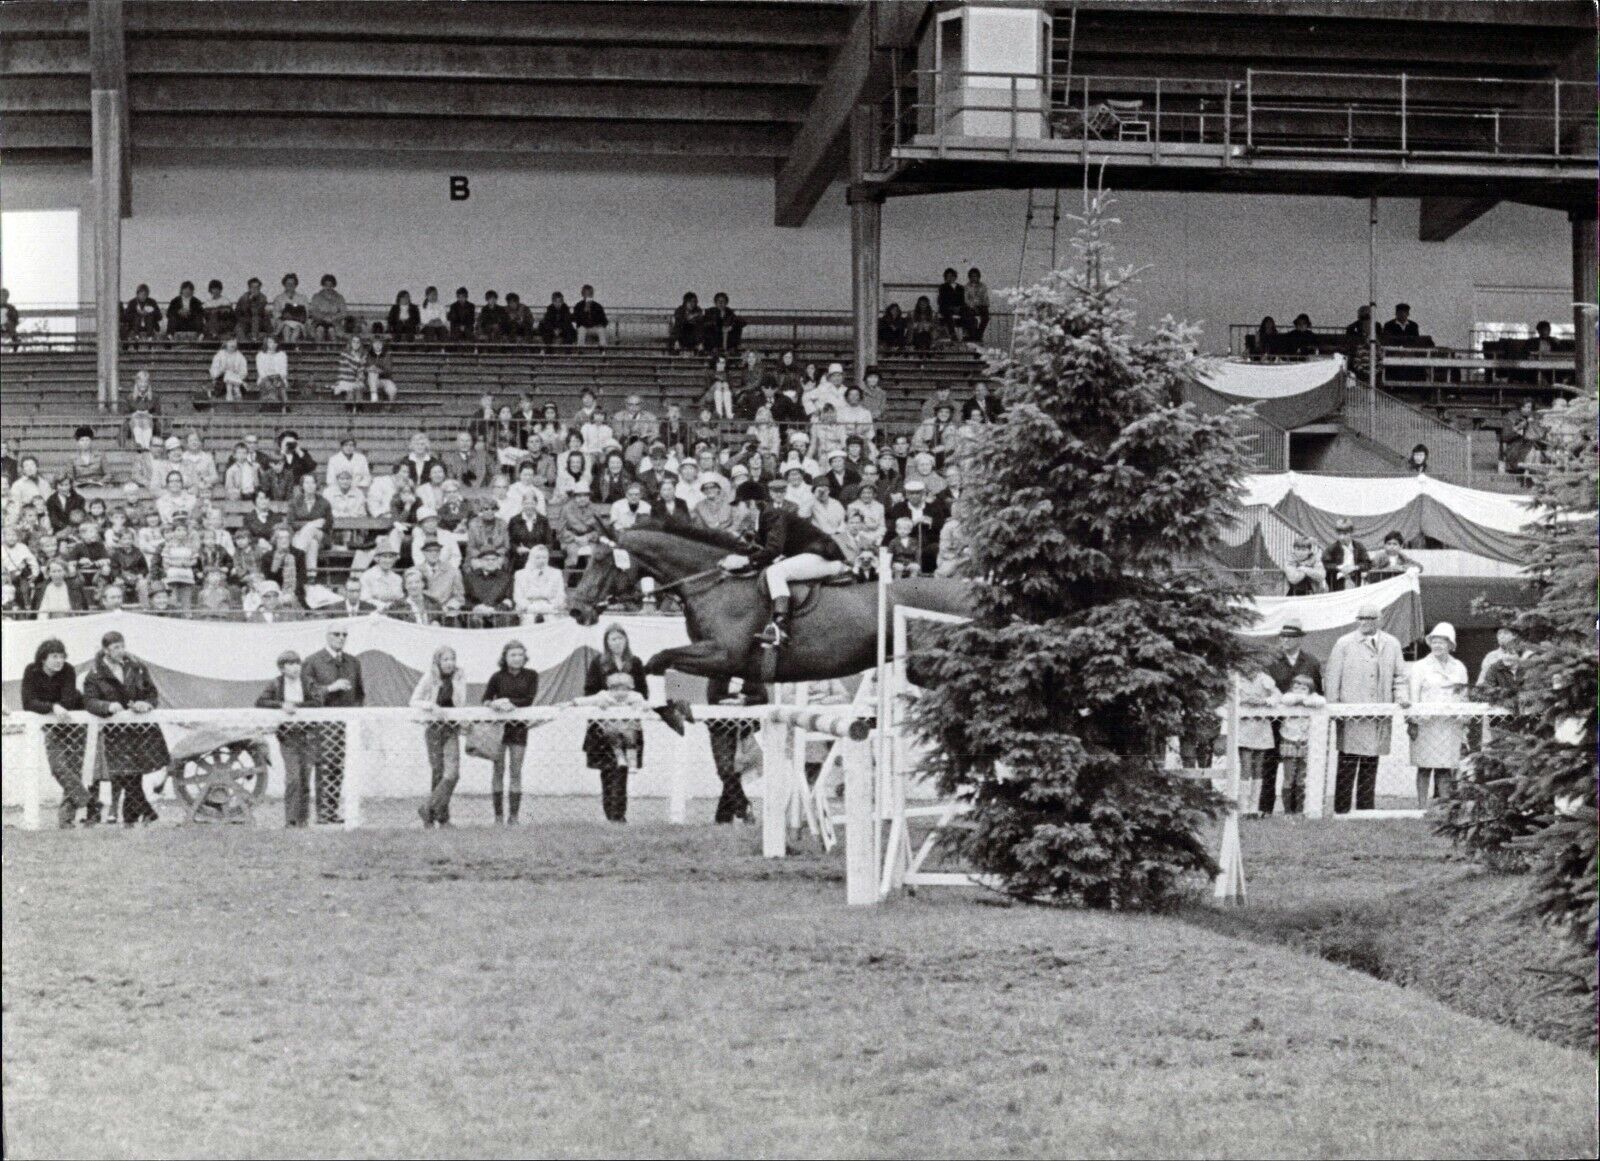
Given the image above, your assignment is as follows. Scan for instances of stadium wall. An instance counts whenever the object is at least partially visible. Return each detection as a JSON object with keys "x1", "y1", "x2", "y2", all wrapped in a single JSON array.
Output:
[{"x1": 2, "y1": 153, "x2": 1570, "y2": 350}]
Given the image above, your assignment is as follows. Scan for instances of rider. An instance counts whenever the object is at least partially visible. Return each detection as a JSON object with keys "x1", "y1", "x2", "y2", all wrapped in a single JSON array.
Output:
[{"x1": 718, "y1": 475, "x2": 848, "y2": 648}]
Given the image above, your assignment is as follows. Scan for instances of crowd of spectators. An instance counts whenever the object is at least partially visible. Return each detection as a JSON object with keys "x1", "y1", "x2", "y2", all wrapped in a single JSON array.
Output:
[
  {"x1": 877, "y1": 267, "x2": 992, "y2": 351},
  {"x1": 1279, "y1": 518, "x2": 1425, "y2": 597},
  {"x1": 1, "y1": 362, "x2": 1002, "y2": 622}
]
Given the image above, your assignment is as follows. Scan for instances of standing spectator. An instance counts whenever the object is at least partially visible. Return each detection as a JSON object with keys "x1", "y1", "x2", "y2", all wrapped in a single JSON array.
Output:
[
  {"x1": 255, "y1": 650, "x2": 325, "y2": 827},
  {"x1": 1265, "y1": 618, "x2": 1322, "y2": 696},
  {"x1": 235, "y1": 277, "x2": 271, "y2": 342},
  {"x1": 412, "y1": 645, "x2": 467, "y2": 827},
  {"x1": 1476, "y1": 626, "x2": 1521, "y2": 699},
  {"x1": 1321, "y1": 519, "x2": 1370, "y2": 591},
  {"x1": 447, "y1": 287, "x2": 476, "y2": 340},
  {"x1": 1408, "y1": 622, "x2": 1469, "y2": 807},
  {"x1": 1366, "y1": 531, "x2": 1422, "y2": 582},
  {"x1": 418, "y1": 286, "x2": 449, "y2": 342},
  {"x1": 167, "y1": 281, "x2": 205, "y2": 341},
  {"x1": 878, "y1": 303, "x2": 908, "y2": 350},
  {"x1": 21, "y1": 638, "x2": 92, "y2": 827},
  {"x1": 702, "y1": 292, "x2": 744, "y2": 353},
  {"x1": 706, "y1": 675, "x2": 765, "y2": 823},
  {"x1": 963, "y1": 267, "x2": 990, "y2": 342},
  {"x1": 539, "y1": 292, "x2": 577, "y2": 347},
  {"x1": 122, "y1": 370, "x2": 162, "y2": 451},
  {"x1": 303, "y1": 626, "x2": 365, "y2": 824},
  {"x1": 1381, "y1": 303, "x2": 1419, "y2": 343},
  {"x1": 1323, "y1": 604, "x2": 1409, "y2": 814},
  {"x1": 81, "y1": 631, "x2": 168, "y2": 826},
  {"x1": 201, "y1": 279, "x2": 235, "y2": 341},
  {"x1": 483, "y1": 640, "x2": 539, "y2": 824},
  {"x1": 271, "y1": 274, "x2": 311, "y2": 344},
  {"x1": 1280, "y1": 314, "x2": 1317, "y2": 356},
  {"x1": 209, "y1": 337, "x2": 248, "y2": 401},
  {"x1": 309, "y1": 274, "x2": 348, "y2": 341},
  {"x1": 365, "y1": 334, "x2": 397, "y2": 402},
  {"x1": 1234, "y1": 662, "x2": 1280, "y2": 817},
  {"x1": 0, "y1": 286, "x2": 15, "y2": 346},
  {"x1": 935, "y1": 267, "x2": 967, "y2": 342},
  {"x1": 1275, "y1": 673, "x2": 1325, "y2": 815},
  {"x1": 123, "y1": 285, "x2": 164, "y2": 341},
  {"x1": 514, "y1": 542, "x2": 567, "y2": 622},
  {"x1": 477, "y1": 290, "x2": 508, "y2": 340},
  {"x1": 1282, "y1": 535, "x2": 1327, "y2": 596},
  {"x1": 581, "y1": 624, "x2": 649, "y2": 823},
  {"x1": 386, "y1": 290, "x2": 420, "y2": 341},
  {"x1": 255, "y1": 335, "x2": 289, "y2": 405},
  {"x1": 574, "y1": 284, "x2": 608, "y2": 346},
  {"x1": 671, "y1": 292, "x2": 705, "y2": 354}
]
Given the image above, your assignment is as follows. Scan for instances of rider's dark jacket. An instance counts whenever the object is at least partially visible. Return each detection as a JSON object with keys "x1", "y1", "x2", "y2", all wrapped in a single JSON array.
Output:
[{"x1": 751, "y1": 504, "x2": 845, "y2": 566}]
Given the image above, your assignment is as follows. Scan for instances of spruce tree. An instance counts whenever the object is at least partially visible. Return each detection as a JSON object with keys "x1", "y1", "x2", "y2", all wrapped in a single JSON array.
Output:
[{"x1": 907, "y1": 194, "x2": 1258, "y2": 907}]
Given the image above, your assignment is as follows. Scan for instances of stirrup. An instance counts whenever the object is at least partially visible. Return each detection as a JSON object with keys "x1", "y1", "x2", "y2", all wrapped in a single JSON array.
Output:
[{"x1": 757, "y1": 620, "x2": 786, "y2": 649}]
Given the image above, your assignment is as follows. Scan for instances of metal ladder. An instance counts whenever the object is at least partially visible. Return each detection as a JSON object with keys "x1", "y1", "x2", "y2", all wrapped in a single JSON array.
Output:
[{"x1": 1011, "y1": 188, "x2": 1063, "y2": 354}]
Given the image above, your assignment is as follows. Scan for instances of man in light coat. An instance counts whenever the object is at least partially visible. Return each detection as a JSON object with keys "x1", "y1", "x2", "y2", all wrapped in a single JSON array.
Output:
[{"x1": 1323, "y1": 603, "x2": 1409, "y2": 814}]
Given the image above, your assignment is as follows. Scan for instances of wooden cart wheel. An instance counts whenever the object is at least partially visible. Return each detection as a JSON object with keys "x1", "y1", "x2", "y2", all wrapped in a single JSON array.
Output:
[{"x1": 167, "y1": 742, "x2": 272, "y2": 810}]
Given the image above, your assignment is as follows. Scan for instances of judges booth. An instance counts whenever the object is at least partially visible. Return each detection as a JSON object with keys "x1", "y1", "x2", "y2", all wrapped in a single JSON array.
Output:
[{"x1": 918, "y1": 3, "x2": 1053, "y2": 139}]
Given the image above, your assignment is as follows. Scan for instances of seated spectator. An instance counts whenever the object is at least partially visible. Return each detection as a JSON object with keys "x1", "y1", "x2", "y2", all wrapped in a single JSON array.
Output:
[
  {"x1": 447, "y1": 287, "x2": 476, "y2": 340},
  {"x1": 554, "y1": 450, "x2": 592, "y2": 501},
  {"x1": 322, "y1": 436, "x2": 370, "y2": 491},
  {"x1": 409, "y1": 508, "x2": 459, "y2": 567},
  {"x1": 1254, "y1": 316, "x2": 1278, "y2": 355},
  {"x1": 507, "y1": 491, "x2": 556, "y2": 569},
  {"x1": 514, "y1": 543, "x2": 567, "y2": 622},
  {"x1": 810, "y1": 405, "x2": 847, "y2": 461},
  {"x1": 818, "y1": 449, "x2": 859, "y2": 502},
  {"x1": 181, "y1": 431, "x2": 219, "y2": 493},
  {"x1": 331, "y1": 335, "x2": 367, "y2": 399},
  {"x1": 935, "y1": 514, "x2": 969, "y2": 577},
  {"x1": 1343, "y1": 305, "x2": 1371, "y2": 339},
  {"x1": 913, "y1": 402, "x2": 958, "y2": 466},
  {"x1": 1381, "y1": 303, "x2": 1419, "y2": 343},
  {"x1": 847, "y1": 482, "x2": 885, "y2": 541},
  {"x1": 194, "y1": 564, "x2": 235, "y2": 614},
  {"x1": 1280, "y1": 313, "x2": 1316, "y2": 356},
  {"x1": 359, "y1": 544, "x2": 405, "y2": 608},
  {"x1": 167, "y1": 281, "x2": 205, "y2": 341},
  {"x1": 46, "y1": 476, "x2": 86, "y2": 532},
  {"x1": 286, "y1": 472, "x2": 333, "y2": 581},
  {"x1": 607, "y1": 480, "x2": 652, "y2": 534},
  {"x1": 386, "y1": 290, "x2": 420, "y2": 341},
  {"x1": 908, "y1": 295, "x2": 937, "y2": 351},
  {"x1": 856, "y1": 366, "x2": 888, "y2": 419},
  {"x1": 885, "y1": 516, "x2": 923, "y2": 577},
  {"x1": 803, "y1": 362, "x2": 847, "y2": 419},
  {"x1": 260, "y1": 445, "x2": 299, "y2": 503},
  {"x1": 1366, "y1": 531, "x2": 1422, "y2": 582},
  {"x1": 436, "y1": 478, "x2": 470, "y2": 531},
  {"x1": 463, "y1": 496, "x2": 510, "y2": 562},
  {"x1": 463, "y1": 546, "x2": 516, "y2": 626},
  {"x1": 478, "y1": 290, "x2": 508, "y2": 340},
  {"x1": 580, "y1": 410, "x2": 616, "y2": 461},
  {"x1": 559, "y1": 490, "x2": 603, "y2": 566},
  {"x1": 202, "y1": 279, "x2": 236, "y2": 341},
  {"x1": 705, "y1": 365, "x2": 737, "y2": 422},
  {"x1": 223, "y1": 442, "x2": 260, "y2": 501},
  {"x1": 1282, "y1": 534, "x2": 1327, "y2": 596},
  {"x1": 503, "y1": 292, "x2": 536, "y2": 341},
  {"x1": 415, "y1": 540, "x2": 466, "y2": 611},
  {"x1": 68, "y1": 426, "x2": 108, "y2": 488},
  {"x1": 365, "y1": 335, "x2": 397, "y2": 402},
  {"x1": 235, "y1": 277, "x2": 270, "y2": 342},
  {"x1": 836, "y1": 387, "x2": 875, "y2": 443},
  {"x1": 904, "y1": 451, "x2": 946, "y2": 498},
  {"x1": 702, "y1": 292, "x2": 743, "y2": 353},
  {"x1": 888, "y1": 478, "x2": 944, "y2": 572},
  {"x1": 243, "y1": 580, "x2": 297, "y2": 622},
  {"x1": 3, "y1": 523, "x2": 40, "y2": 608},
  {"x1": 259, "y1": 522, "x2": 306, "y2": 606},
  {"x1": 324, "y1": 470, "x2": 368, "y2": 522},
  {"x1": 591, "y1": 451, "x2": 633, "y2": 507},
  {"x1": 271, "y1": 273, "x2": 310, "y2": 345},
  {"x1": 809, "y1": 480, "x2": 846, "y2": 537},
  {"x1": 123, "y1": 284, "x2": 164, "y2": 342},
  {"x1": 209, "y1": 337, "x2": 248, "y2": 402},
  {"x1": 575, "y1": 285, "x2": 608, "y2": 346},
  {"x1": 539, "y1": 292, "x2": 577, "y2": 347},
  {"x1": 466, "y1": 392, "x2": 499, "y2": 445},
  {"x1": 159, "y1": 515, "x2": 201, "y2": 608},
  {"x1": 503, "y1": 461, "x2": 548, "y2": 518},
  {"x1": 31, "y1": 557, "x2": 86, "y2": 616},
  {"x1": 1322, "y1": 519, "x2": 1369, "y2": 591},
  {"x1": 253, "y1": 335, "x2": 289, "y2": 404},
  {"x1": 1407, "y1": 443, "x2": 1429, "y2": 474},
  {"x1": 671, "y1": 292, "x2": 705, "y2": 354},
  {"x1": 964, "y1": 379, "x2": 1002, "y2": 423},
  {"x1": 613, "y1": 393, "x2": 658, "y2": 458},
  {"x1": 9, "y1": 455, "x2": 47, "y2": 512},
  {"x1": 388, "y1": 569, "x2": 444, "y2": 625},
  {"x1": 309, "y1": 274, "x2": 348, "y2": 341},
  {"x1": 878, "y1": 302, "x2": 908, "y2": 350}
]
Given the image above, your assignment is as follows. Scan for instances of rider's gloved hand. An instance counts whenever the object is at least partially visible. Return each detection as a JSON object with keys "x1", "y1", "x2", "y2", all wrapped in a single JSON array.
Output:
[{"x1": 720, "y1": 554, "x2": 749, "y2": 571}]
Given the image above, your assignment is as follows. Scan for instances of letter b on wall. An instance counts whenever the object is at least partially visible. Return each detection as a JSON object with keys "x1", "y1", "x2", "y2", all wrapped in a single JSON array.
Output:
[{"x1": 450, "y1": 176, "x2": 470, "y2": 201}]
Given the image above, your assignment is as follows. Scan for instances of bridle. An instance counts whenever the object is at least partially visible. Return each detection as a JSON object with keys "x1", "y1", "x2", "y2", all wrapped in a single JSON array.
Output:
[{"x1": 592, "y1": 537, "x2": 741, "y2": 601}]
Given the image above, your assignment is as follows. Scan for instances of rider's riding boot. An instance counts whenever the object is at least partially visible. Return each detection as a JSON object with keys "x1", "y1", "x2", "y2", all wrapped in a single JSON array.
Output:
[{"x1": 759, "y1": 596, "x2": 792, "y2": 648}]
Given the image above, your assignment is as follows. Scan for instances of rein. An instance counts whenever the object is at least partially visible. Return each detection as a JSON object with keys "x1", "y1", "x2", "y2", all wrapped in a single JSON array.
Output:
[{"x1": 649, "y1": 565, "x2": 733, "y2": 598}]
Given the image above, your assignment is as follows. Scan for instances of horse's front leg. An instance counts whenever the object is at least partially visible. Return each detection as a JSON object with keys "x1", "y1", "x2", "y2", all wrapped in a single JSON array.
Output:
[{"x1": 644, "y1": 642, "x2": 740, "y2": 679}]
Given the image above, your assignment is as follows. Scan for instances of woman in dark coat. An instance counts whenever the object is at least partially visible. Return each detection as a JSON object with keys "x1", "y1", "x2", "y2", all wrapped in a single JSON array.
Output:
[
  {"x1": 20, "y1": 637, "x2": 93, "y2": 827},
  {"x1": 581, "y1": 623, "x2": 649, "y2": 822},
  {"x1": 483, "y1": 639, "x2": 539, "y2": 824},
  {"x1": 80, "y1": 631, "x2": 169, "y2": 825}
]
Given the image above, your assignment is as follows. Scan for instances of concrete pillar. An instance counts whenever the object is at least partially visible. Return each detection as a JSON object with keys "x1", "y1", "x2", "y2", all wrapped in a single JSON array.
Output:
[
  {"x1": 91, "y1": 88, "x2": 122, "y2": 410},
  {"x1": 1571, "y1": 212, "x2": 1596, "y2": 396},
  {"x1": 848, "y1": 105, "x2": 882, "y2": 383}
]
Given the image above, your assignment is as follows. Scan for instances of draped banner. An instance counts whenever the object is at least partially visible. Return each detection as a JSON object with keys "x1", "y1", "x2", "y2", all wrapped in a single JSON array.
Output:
[
  {"x1": 1249, "y1": 573, "x2": 1425, "y2": 658},
  {"x1": 1199, "y1": 356, "x2": 1346, "y2": 429},
  {"x1": 1241, "y1": 473, "x2": 1543, "y2": 563}
]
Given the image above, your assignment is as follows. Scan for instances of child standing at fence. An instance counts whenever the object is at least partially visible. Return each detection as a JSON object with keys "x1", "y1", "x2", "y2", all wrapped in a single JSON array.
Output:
[
  {"x1": 1276, "y1": 673, "x2": 1326, "y2": 815},
  {"x1": 1234, "y1": 664, "x2": 1280, "y2": 816},
  {"x1": 570, "y1": 670, "x2": 649, "y2": 821},
  {"x1": 580, "y1": 625, "x2": 650, "y2": 823}
]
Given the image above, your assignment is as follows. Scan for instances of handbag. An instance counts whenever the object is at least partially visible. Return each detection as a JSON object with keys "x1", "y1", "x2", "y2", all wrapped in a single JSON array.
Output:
[{"x1": 464, "y1": 720, "x2": 505, "y2": 763}]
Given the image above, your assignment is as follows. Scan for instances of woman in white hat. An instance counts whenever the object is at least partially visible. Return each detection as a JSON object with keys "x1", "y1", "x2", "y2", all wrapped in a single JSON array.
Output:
[{"x1": 1407, "y1": 622, "x2": 1470, "y2": 807}]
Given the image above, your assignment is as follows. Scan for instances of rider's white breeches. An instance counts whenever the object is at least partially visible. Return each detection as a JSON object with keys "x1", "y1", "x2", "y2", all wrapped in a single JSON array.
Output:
[{"x1": 765, "y1": 554, "x2": 846, "y2": 599}]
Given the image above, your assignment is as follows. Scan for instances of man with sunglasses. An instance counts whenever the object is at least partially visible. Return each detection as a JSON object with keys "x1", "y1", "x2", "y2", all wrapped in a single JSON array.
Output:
[{"x1": 303, "y1": 626, "x2": 366, "y2": 824}]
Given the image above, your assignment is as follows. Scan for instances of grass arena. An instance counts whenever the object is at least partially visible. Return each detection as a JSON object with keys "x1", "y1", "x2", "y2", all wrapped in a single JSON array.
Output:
[{"x1": 3, "y1": 796, "x2": 1595, "y2": 1159}]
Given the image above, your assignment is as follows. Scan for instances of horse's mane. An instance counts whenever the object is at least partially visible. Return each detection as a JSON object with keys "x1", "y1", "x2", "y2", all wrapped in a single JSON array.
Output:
[{"x1": 627, "y1": 516, "x2": 750, "y2": 554}]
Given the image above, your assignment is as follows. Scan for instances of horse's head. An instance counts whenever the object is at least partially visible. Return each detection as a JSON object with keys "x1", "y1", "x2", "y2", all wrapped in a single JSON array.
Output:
[{"x1": 568, "y1": 540, "x2": 629, "y2": 626}]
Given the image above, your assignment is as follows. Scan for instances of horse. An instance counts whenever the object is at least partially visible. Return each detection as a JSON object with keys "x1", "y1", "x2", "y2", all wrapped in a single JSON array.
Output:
[{"x1": 568, "y1": 519, "x2": 974, "y2": 683}]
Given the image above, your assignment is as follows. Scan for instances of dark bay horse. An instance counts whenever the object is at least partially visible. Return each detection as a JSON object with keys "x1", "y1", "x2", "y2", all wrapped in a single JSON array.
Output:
[{"x1": 568, "y1": 520, "x2": 974, "y2": 683}]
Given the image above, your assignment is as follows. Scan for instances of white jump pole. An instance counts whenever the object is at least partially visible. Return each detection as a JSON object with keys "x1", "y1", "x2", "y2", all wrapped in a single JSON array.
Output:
[
  {"x1": 21, "y1": 719, "x2": 44, "y2": 831},
  {"x1": 1214, "y1": 684, "x2": 1246, "y2": 904}
]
